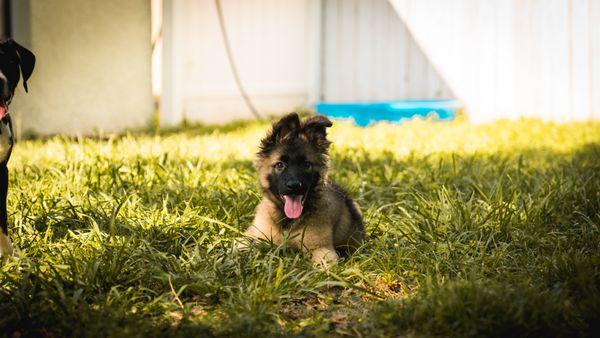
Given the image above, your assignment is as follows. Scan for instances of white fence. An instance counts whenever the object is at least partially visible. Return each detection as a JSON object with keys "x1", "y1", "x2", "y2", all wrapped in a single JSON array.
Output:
[
  {"x1": 161, "y1": 0, "x2": 600, "y2": 125},
  {"x1": 161, "y1": 0, "x2": 321, "y2": 125},
  {"x1": 322, "y1": 0, "x2": 452, "y2": 101},
  {"x1": 390, "y1": 0, "x2": 600, "y2": 122},
  {"x1": 160, "y1": 0, "x2": 451, "y2": 125}
]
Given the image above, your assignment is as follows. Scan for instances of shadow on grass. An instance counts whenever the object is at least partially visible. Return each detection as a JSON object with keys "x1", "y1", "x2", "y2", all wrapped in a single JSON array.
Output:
[
  {"x1": 0, "y1": 261, "x2": 214, "y2": 337},
  {"x1": 2, "y1": 142, "x2": 599, "y2": 337}
]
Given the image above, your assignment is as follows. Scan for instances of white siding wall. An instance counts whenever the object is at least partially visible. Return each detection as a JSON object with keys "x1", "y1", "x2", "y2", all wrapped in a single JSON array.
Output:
[
  {"x1": 161, "y1": 0, "x2": 320, "y2": 125},
  {"x1": 390, "y1": 0, "x2": 600, "y2": 122},
  {"x1": 322, "y1": 0, "x2": 452, "y2": 101},
  {"x1": 161, "y1": 0, "x2": 452, "y2": 125}
]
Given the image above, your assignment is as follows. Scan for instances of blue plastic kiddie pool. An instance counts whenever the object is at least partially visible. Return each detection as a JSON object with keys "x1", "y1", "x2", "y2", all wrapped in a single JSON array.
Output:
[{"x1": 315, "y1": 99, "x2": 459, "y2": 127}]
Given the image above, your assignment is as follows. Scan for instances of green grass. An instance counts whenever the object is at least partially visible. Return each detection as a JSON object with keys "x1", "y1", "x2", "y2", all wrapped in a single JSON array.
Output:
[{"x1": 1, "y1": 116, "x2": 599, "y2": 337}]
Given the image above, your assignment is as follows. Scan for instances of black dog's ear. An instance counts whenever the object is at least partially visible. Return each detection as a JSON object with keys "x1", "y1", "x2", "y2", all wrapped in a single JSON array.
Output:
[
  {"x1": 9, "y1": 39, "x2": 36, "y2": 92},
  {"x1": 302, "y1": 115, "x2": 333, "y2": 151},
  {"x1": 259, "y1": 113, "x2": 301, "y2": 156}
]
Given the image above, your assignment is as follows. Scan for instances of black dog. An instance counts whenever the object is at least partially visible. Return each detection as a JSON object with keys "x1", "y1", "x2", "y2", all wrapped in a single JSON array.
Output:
[{"x1": 0, "y1": 39, "x2": 35, "y2": 257}]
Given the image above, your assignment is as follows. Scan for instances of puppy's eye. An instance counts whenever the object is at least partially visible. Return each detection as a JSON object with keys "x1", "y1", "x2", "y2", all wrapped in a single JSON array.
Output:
[
  {"x1": 304, "y1": 161, "x2": 312, "y2": 169},
  {"x1": 273, "y1": 161, "x2": 286, "y2": 171}
]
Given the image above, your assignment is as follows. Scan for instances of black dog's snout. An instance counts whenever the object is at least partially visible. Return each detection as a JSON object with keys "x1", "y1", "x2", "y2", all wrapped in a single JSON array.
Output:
[
  {"x1": 286, "y1": 179, "x2": 302, "y2": 190},
  {"x1": 0, "y1": 77, "x2": 8, "y2": 99}
]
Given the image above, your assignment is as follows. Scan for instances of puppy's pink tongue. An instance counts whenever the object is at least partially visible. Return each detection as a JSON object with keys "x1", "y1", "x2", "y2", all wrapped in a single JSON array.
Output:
[
  {"x1": 0, "y1": 106, "x2": 5, "y2": 119},
  {"x1": 283, "y1": 195, "x2": 303, "y2": 219}
]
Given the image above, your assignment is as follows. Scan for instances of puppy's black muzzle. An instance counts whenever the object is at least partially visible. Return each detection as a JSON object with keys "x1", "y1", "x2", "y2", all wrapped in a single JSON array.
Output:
[{"x1": 279, "y1": 165, "x2": 310, "y2": 197}]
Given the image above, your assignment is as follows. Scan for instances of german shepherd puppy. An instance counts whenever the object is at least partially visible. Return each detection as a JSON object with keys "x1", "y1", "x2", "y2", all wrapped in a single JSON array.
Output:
[{"x1": 241, "y1": 113, "x2": 364, "y2": 266}]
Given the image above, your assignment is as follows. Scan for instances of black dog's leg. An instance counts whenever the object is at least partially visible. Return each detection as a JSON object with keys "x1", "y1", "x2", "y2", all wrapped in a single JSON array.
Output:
[{"x1": 0, "y1": 164, "x2": 12, "y2": 255}]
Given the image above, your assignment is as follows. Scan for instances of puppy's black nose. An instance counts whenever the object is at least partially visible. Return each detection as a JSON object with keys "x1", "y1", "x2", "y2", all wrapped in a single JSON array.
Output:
[{"x1": 286, "y1": 179, "x2": 302, "y2": 190}]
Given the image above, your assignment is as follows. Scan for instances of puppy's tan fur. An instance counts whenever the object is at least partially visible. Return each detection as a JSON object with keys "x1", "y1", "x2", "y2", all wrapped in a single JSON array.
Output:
[{"x1": 241, "y1": 113, "x2": 364, "y2": 266}]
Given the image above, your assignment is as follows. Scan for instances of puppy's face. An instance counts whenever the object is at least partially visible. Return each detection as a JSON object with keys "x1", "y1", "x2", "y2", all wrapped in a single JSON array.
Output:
[
  {"x1": 258, "y1": 113, "x2": 333, "y2": 219},
  {"x1": 0, "y1": 39, "x2": 36, "y2": 119}
]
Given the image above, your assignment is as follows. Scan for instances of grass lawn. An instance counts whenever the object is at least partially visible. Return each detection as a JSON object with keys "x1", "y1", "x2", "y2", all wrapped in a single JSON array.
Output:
[{"x1": 1, "y1": 116, "x2": 599, "y2": 337}]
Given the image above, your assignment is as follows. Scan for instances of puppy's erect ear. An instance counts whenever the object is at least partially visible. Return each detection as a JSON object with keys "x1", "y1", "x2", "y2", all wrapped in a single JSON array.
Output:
[
  {"x1": 259, "y1": 113, "x2": 301, "y2": 156},
  {"x1": 273, "y1": 113, "x2": 301, "y2": 143},
  {"x1": 9, "y1": 39, "x2": 36, "y2": 92},
  {"x1": 303, "y1": 115, "x2": 332, "y2": 136},
  {"x1": 302, "y1": 115, "x2": 333, "y2": 151}
]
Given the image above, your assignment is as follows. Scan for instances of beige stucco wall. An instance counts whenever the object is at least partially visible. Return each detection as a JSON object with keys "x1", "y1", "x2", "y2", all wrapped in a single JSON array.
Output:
[{"x1": 11, "y1": 0, "x2": 153, "y2": 136}]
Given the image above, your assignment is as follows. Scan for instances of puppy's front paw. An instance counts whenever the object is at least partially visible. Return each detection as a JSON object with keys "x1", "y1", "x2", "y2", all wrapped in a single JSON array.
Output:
[{"x1": 311, "y1": 247, "x2": 339, "y2": 269}]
